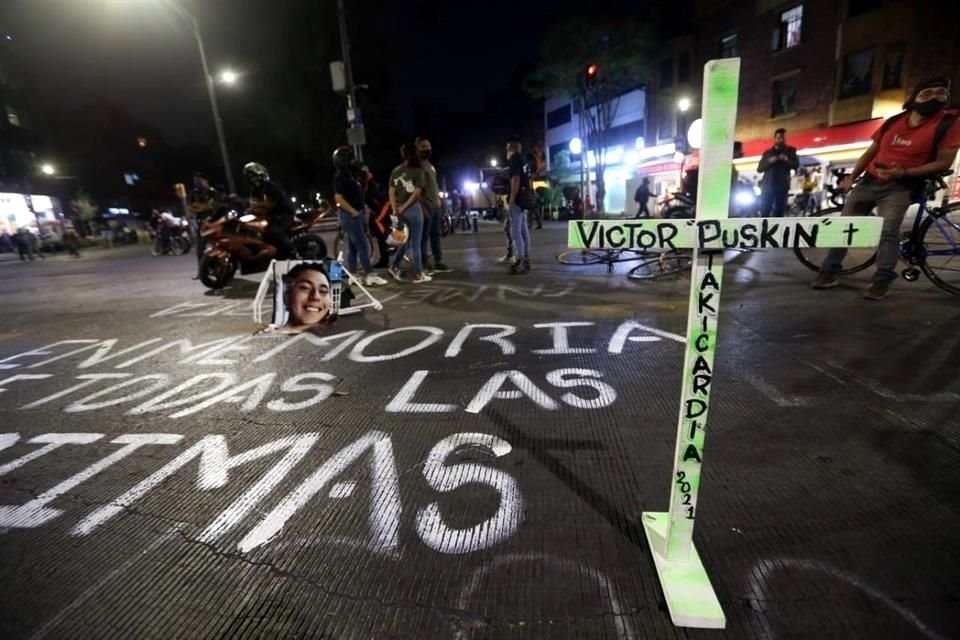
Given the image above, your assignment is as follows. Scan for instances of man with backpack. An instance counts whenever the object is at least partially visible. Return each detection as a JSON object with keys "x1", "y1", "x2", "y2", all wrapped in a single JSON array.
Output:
[{"x1": 812, "y1": 76, "x2": 960, "y2": 300}]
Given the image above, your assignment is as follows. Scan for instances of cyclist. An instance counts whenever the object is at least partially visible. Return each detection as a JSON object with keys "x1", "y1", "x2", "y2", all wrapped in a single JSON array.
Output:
[
  {"x1": 812, "y1": 76, "x2": 960, "y2": 300},
  {"x1": 244, "y1": 162, "x2": 297, "y2": 261}
]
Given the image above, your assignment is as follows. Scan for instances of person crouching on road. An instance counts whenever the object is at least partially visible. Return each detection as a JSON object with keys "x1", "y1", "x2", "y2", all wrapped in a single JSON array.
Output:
[
  {"x1": 332, "y1": 146, "x2": 388, "y2": 287},
  {"x1": 387, "y1": 144, "x2": 431, "y2": 284}
]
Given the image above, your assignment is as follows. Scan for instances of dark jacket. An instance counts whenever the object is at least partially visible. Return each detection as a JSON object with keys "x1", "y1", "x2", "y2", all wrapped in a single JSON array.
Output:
[{"x1": 757, "y1": 145, "x2": 799, "y2": 191}]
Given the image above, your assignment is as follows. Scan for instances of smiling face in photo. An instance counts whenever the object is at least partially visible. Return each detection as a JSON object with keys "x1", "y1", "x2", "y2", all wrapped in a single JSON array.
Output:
[{"x1": 284, "y1": 268, "x2": 332, "y2": 329}]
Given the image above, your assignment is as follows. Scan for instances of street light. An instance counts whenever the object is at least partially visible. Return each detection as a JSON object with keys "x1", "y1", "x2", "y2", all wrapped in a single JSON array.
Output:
[
  {"x1": 219, "y1": 69, "x2": 238, "y2": 85},
  {"x1": 569, "y1": 137, "x2": 583, "y2": 155},
  {"x1": 490, "y1": 159, "x2": 498, "y2": 168},
  {"x1": 677, "y1": 97, "x2": 692, "y2": 112},
  {"x1": 154, "y1": 0, "x2": 237, "y2": 194},
  {"x1": 41, "y1": 163, "x2": 56, "y2": 176}
]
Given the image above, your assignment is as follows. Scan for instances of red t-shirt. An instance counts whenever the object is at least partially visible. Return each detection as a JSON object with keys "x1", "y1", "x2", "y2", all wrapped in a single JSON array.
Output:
[{"x1": 868, "y1": 109, "x2": 960, "y2": 178}]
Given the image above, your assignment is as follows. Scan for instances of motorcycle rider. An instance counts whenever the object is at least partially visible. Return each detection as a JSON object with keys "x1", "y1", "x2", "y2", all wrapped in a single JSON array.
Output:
[
  {"x1": 188, "y1": 172, "x2": 219, "y2": 277},
  {"x1": 244, "y1": 162, "x2": 297, "y2": 260}
]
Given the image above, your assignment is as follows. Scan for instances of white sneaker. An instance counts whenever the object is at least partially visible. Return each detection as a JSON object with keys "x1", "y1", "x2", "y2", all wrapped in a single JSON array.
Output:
[
  {"x1": 365, "y1": 273, "x2": 388, "y2": 286},
  {"x1": 496, "y1": 254, "x2": 514, "y2": 263},
  {"x1": 412, "y1": 273, "x2": 433, "y2": 284}
]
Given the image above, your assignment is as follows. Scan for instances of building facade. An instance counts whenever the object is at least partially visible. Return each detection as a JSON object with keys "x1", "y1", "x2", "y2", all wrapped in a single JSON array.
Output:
[
  {"x1": 543, "y1": 88, "x2": 653, "y2": 213},
  {"x1": 647, "y1": 0, "x2": 960, "y2": 189}
]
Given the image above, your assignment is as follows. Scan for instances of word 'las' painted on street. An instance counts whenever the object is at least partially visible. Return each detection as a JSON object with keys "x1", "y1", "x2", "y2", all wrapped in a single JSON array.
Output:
[
  {"x1": 0, "y1": 431, "x2": 522, "y2": 555},
  {"x1": 0, "y1": 321, "x2": 682, "y2": 418},
  {"x1": 568, "y1": 217, "x2": 884, "y2": 251}
]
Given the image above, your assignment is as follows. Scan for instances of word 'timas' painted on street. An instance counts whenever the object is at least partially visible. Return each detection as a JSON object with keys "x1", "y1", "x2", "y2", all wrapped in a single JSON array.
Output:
[{"x1": 0, "y1": 431, "x2": 523, "y2": 556}]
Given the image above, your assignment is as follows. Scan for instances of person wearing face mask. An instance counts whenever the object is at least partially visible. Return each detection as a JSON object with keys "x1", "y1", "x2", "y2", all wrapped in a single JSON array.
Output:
[
  {"x1": 812, "y1": 76, "x2": 960, "y2": 300},
  {"x1": 415, "y1": 136, "x2": 452, "y2": 274}
]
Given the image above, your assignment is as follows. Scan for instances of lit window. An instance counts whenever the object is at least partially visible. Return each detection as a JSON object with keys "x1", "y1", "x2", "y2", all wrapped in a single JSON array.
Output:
[{"x1": 773, "y1": 5, "x2": 803, "y2": 51}]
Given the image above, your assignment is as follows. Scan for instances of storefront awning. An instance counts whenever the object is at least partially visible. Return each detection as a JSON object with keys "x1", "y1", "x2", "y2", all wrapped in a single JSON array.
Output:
[{"x1": 741, "y1": 118, "x2": 884, "y2": 158}]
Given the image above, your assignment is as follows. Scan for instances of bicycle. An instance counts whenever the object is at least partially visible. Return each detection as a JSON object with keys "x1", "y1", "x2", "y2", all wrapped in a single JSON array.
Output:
[
  {"x1": 794, "y1": 170, "x2": 960, "y2": 296},
  {"x1": 626, "y1": 251, "x2": 693, "y2": 280},
  {"x1": 556, "y1": 247, "x2": 650, "y2": 273}
]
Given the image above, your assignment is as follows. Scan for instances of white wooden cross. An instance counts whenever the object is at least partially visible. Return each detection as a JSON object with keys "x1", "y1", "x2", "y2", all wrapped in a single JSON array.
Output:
[{"x1": 567, "y1": 58, "x2": 882, "y2": 629}]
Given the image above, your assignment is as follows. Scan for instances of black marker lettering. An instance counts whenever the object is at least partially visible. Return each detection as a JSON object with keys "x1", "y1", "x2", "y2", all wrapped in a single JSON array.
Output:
[
  {"x1": 843, "y1": 222, "x2": 859, "y2": 246},
  {"x1": 688, "y1": 420, "x2": 702, "y2": 439},
  {"x1": 698, "y1": 292, "x2": 717, "y2": 314},
  {"x1": 740, "y1": 223, "x2": 758, "y2": 248},
  {"x1": 693, "y1": 373, "x2": 711, "y2": 395},
  {"x1": 685, "y1": 399, "x2": 707, "y2": 419},
  {"x1": 577, "y1": 221, "x2": 600, "y2": 248},
  {"x1": 695, "y1": 334, "x2": 710, "y2": 353},
  {"x1": 682, "y1": 445, "x2": 702, "y2": 463},
  {"x1": 698, "y1": 221, "x2": 722, "y2": 247},
  {"x1": 608, "y1": 226, "x2": 625, "y2": 248},
  {"x1": 760, "y1": 220, "x2": 780, "y2": 248},
  {"x1": 658, "y1": 223, "x2": 679, "y2": 250},
  {"x1": 637, "y1": 230, "x2": 657, "y2": 249},
  {"x1": 795, "y1": 223, "x2": 818, "y2": 248},
  {"x1": 700, "y1": 271, "x2": 720, "y2": 292},
  {"x1": 721, "y1": 228, "x2": 739, "y2": 248},
  {"x1": 692, "y1": 355, "x2": 712, "y2": 376}
]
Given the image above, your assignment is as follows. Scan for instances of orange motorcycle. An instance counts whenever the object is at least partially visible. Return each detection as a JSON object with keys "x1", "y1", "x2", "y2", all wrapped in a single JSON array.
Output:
[{"x1": 198, "y1": 207, "x2": 327, "y2": 289}]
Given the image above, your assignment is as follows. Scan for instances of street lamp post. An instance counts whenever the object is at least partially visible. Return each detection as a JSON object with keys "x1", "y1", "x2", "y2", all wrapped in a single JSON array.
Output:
[{"x1": 163, "y1": 0, "x2": 236, "y2": 194}]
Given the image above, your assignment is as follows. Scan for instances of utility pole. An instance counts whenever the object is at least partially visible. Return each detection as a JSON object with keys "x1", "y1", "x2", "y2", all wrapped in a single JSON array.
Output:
[{"x1": 337, "y1": 0, "x2": 363, "y2": 161}]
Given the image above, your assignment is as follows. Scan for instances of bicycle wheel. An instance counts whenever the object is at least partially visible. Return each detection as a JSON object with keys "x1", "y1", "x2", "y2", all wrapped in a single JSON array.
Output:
[
  {"x1": 792, "y1": 205, "x2": 877, "y2": 274},
  {"x1": 150, "y1": 237, "x2": 163, "y2": 257},
  {"x1": 557, "y1": 249, "x2": 607, "y2": 265},
  {"x1": 627, "y1": 252, "x2": 693, "y2": 280},
  {"x1": 918, "y1": 203, "x2": 960, "y2": 296}
]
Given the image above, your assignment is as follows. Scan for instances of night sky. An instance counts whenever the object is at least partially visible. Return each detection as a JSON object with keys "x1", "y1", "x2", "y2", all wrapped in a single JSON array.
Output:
[{"x1": 1, "y1": 0, "x2": 678, "y2": 198}]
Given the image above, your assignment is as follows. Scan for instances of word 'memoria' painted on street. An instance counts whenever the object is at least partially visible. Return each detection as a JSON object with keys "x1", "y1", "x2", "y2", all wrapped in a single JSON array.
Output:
[
  {"x1": 568, "y1": 58, "x2": 880, "y2": 630},
  {"x1": 568, "y1": 217, "x2": 883, "y2": 252}
]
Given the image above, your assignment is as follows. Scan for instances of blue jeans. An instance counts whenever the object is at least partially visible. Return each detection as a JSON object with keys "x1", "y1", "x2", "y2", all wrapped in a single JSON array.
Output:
[
  {"x1": 508, "y1": 205, "x2": 529, "y2": 260},
  {"x1": 338, "y1": 210, "x2": 372, "y2": 273},
  {"x1": 822, "y1": 179, "x2": 913, "y2": 282},
  {"x1": 393, "y1": 203, "x2": 425, "y2": 275},
  {"x1": 421, "y1": 206, "x2": 443, "y2": 265}
]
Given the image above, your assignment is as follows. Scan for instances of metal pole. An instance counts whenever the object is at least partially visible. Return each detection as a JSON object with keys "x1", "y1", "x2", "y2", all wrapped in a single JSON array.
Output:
[
  {"x1": 337, "y1": 0, "x2": 362, "y2": 161},
  {"x1": 190, "y1": 16, "x2": 236, "y2": 195}
]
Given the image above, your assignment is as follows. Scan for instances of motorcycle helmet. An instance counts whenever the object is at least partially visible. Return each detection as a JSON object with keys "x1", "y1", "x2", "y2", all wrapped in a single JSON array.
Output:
[
  {"x1": 243, "y1": 162, "x2": 269, "y2": 182},
  {"x1": 332, "y1": 146, "x2": 355, "y2": 172}
]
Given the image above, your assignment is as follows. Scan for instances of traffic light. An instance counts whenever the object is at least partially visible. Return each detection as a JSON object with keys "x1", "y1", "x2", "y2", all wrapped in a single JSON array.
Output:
[{"x1": 585, "y1": 63, "x2": 598, "y2": 89}]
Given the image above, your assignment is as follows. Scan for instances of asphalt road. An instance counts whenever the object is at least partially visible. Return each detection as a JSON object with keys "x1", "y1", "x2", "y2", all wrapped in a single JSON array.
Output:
[{"x1": 0, "y1": 220, "x2": 958, "y2": 639}]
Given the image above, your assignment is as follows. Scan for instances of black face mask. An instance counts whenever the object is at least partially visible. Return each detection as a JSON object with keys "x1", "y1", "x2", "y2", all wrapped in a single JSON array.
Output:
[
  {"x1": 419, "y1": 149, "x2": 431, "y2": 160},
  {"x1": 913, "y1": 99, "x2": 947, "y2": 117}
]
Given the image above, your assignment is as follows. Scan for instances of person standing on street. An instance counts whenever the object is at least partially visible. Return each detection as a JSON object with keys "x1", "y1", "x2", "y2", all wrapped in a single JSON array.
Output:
[
  {"x1": 332, "y1": 146, "x2": 388, "y2": 287},
  {"x1": 633, "y1": 176, "x2": 651, "y2": 218},
  {"x1": 188, "y1": 172, "x2": 218, "y2": 277},
  {"x1": 506, "y1": 137, "x2": 531, "y2": 274},
  {"x1": 387, "y1": 143, "x2": 431, "y2": 284},
  {"x1": 415, "y1": 136, "x2": 452, "y2": 273},
  {"x1": 757, "y1": 128, "x2": 799, "y2": 217},
  {"x1": 812, "y1": 76, "x2": 960, "y2": 300}
]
